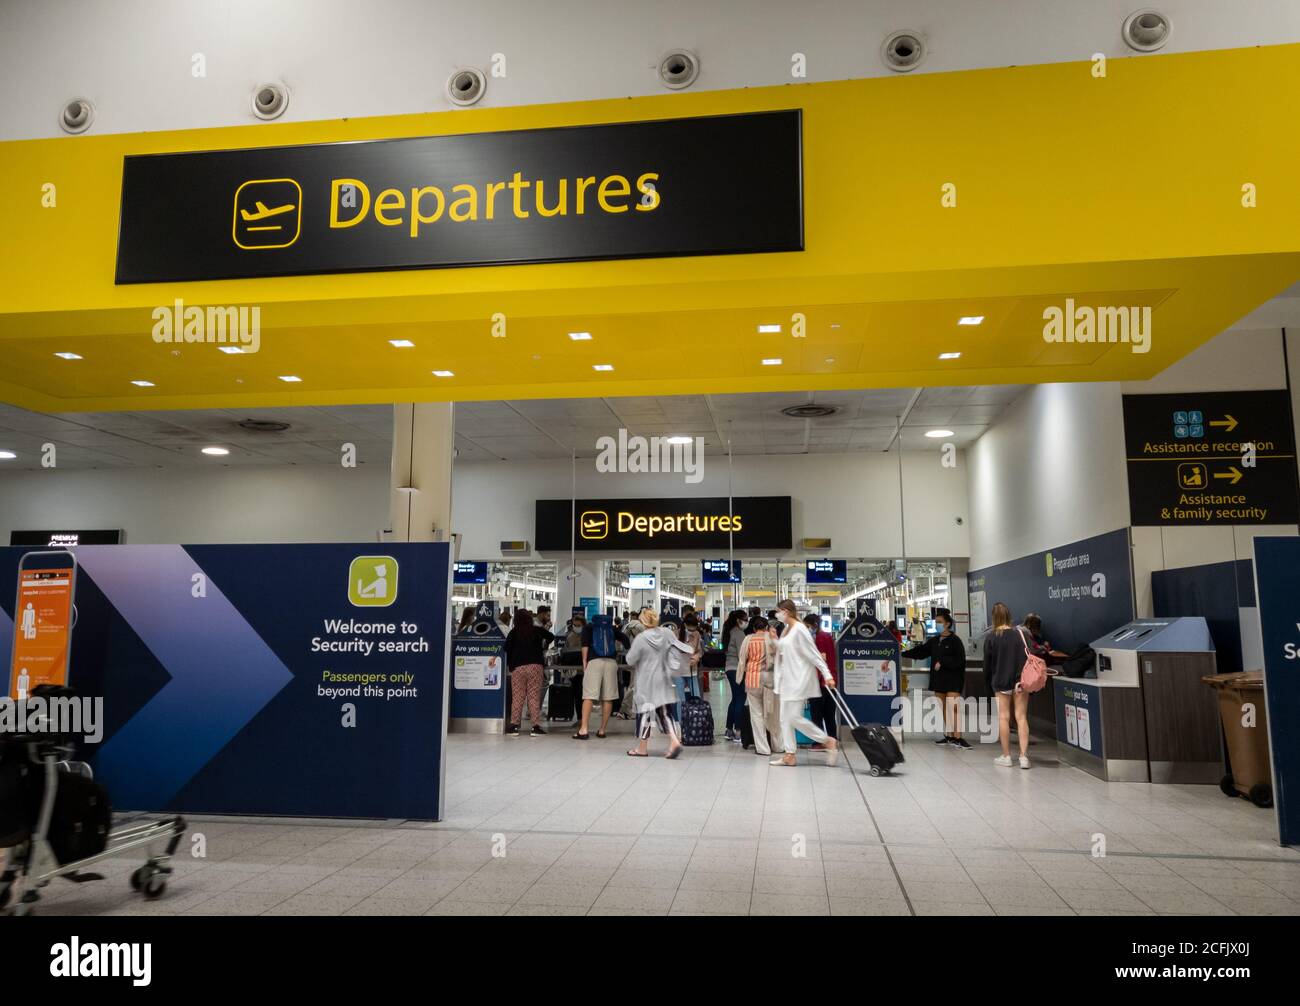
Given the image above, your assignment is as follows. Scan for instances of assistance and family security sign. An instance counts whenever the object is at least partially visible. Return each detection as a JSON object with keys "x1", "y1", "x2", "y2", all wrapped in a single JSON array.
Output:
[{"x1": 1122, "y1": 390, "x2": 1299, "y2": 526}]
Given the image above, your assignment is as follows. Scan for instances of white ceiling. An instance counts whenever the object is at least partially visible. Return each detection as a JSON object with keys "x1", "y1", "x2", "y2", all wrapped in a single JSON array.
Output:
[
  {"x1": 453, "y1": 386, "x2": 1025, "y2": 462},
  {"x1": 7, "y1": 0, "x2": 1299, "y2": 141},
  {"x1": 0, "y1": 386, "x2": 1024, "y2": 470}
]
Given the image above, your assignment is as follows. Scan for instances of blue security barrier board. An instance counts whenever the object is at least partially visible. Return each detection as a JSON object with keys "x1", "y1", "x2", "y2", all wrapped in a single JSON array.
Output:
[
  {"x1": 1251, "y1": 536, "x2": 1300, "y2": 846},
  {"x1": 0, "y1": 543, "x2": 451, "y2": 820},
  {"x1": 836, "y1": 610, "x2": 900, "y2": 727},
  {"x1": 450, "y1": 599, "x2": 506, "y2": 721}
]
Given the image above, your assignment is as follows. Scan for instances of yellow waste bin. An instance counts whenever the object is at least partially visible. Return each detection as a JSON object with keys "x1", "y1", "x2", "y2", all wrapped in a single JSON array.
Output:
[{"x1": 1202, "y1": 671, "x2": 1273, "y2": 808}]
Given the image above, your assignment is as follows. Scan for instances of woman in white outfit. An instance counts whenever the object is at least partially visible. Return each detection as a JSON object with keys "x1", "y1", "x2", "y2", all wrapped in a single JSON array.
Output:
[
  {"x1": 771, "y1": 599, "x2": 840, "y2": 767},
  {"x1": 624, "y1": 609, "x2": 695, "y2": 759}
]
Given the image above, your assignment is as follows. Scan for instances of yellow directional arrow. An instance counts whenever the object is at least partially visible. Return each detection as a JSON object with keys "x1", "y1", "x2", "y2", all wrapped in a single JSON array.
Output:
[
  {"x1": 1210, "y1": 415, "x2": 1238, "y2": 433},
  {"x1": 1214, "y1": 466, "x2": 1244, "y2": 485}
]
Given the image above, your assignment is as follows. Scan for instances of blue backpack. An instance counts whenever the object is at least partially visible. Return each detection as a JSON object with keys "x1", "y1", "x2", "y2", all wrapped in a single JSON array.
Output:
[{"x1": 589, "y1": 615, "x2": 616, "y2": 659}]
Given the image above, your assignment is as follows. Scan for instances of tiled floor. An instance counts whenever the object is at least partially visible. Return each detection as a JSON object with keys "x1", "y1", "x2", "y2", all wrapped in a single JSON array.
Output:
[{"x1": 23, "y1": 691, "x2": 1300, "y2": 916}]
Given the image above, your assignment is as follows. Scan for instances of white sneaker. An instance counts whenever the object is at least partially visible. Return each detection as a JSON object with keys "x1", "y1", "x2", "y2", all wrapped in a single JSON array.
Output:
[
  {"x1": 1019, "y1": 756, "x2": 1031, "y2": 770},
  {"x1": 993, "y1": 755, "x2": 1013, "y2": 767}
]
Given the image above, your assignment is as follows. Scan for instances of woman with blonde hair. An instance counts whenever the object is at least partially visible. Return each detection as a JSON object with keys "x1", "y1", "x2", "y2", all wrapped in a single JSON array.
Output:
[
  {"x1": 982, "y1": 601, "x2": 1046, "y2": 769},
  {"x1": 624, "y1": 608, "x2": 695, "y2": 759},
  {"x1": 770, "y1": 599, "x2": 839, "y2": 767}
]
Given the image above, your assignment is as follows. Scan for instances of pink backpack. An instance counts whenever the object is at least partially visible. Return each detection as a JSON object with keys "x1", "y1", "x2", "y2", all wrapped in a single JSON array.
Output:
[{"x1": 1017, "y1": 628, "x2": 1049, "y2": 693}]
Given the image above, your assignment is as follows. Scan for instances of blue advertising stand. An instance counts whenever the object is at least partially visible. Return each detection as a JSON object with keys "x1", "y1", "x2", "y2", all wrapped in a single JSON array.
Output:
[
  {"x1": 835, "y1": 605, "x2": 901, "y2": 728},
  {"x1": 1251, "y1": 536, "x2": 1300, "y2": 846},
  {"x1": 449, "y1": 599, "x2": 506, "y2": 732}
]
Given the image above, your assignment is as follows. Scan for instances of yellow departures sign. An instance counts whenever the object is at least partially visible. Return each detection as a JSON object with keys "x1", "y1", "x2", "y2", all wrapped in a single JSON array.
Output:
[{"x1": 329, "y1": 171, "x2": 662, "y2": 238}]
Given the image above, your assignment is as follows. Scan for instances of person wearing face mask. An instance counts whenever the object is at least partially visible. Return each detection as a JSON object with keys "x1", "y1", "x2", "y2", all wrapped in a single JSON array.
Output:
[
  {"x1": 902, "y1": 608, "x2": 969, "y2": 749},
  {"x1": 721, "y1": 609, "x2": 749, "y2": 742},
  {"x1": 770, "y1": 599, "x2": 839, "y2": 767}
]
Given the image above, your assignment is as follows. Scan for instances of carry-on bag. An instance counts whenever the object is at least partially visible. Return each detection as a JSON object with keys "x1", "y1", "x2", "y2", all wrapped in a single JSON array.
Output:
[
  {"x1": 679, "y1": 695, "x2": 715, "y2": 746},
  {"x1": 547, "y1": 679, "x2": 576, "y2": 721},
  {"x1": 739, "y1": 710, "x2": 755, "y2": 750},
  {"x1": 827, "y1": 687, "x2": 903, "y2": 776}
]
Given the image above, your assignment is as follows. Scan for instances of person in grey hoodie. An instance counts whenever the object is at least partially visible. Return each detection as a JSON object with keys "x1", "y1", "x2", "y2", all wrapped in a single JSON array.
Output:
[{"x1": 624, "y1": 609, "x2": 695, "y2": 759}]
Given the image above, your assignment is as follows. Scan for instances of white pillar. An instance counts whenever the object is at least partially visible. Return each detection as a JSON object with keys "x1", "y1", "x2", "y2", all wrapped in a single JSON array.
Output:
[{"x1": 390, "y1": 403, "x2": 454, "y2": 543}]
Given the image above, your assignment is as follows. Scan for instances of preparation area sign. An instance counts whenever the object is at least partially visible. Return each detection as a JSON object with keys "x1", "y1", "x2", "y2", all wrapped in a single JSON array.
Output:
[{"x1": 1122, "y1": 390, "x2": 1299, "y2": 526}]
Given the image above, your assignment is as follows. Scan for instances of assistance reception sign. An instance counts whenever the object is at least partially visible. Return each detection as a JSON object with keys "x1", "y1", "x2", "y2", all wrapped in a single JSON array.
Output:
[
  {"x1": 1122, "y1": 390, "x2": 1299, "y2": 526},
  {"x1": 0, "y1": 543, "x2": 452, "y2": 820}
]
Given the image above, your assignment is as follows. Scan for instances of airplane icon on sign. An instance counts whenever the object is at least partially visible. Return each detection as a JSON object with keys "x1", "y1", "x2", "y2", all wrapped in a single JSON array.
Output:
[{"x1": 239, "y1": 201, "x2": 297, "y2": 227}]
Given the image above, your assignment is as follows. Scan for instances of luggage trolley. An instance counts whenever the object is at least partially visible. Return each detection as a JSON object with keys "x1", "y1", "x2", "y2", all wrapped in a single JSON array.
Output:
[
  {"x1": 1, "y1": 550, "x2": 187, "y2": 915},
  {"x1": 1, "y1": 721, "x2": 188, "y2": 915}
]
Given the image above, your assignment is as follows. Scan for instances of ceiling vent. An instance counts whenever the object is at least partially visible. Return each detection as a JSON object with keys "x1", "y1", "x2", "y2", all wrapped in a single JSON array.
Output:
[
  {"x1": 251, "y1": 83, "x2": 289, "y2": 120},
  {"x1": 881, "y1": 31, "x2": 926, "y2": 72},
  {"x1": 59, "y1": 98, "x2": 94, "y2": 134},
  {"x1": 236, "y1": 419, "x2": 291, "y2": 433},
  {"x1": 446, "y1": 67, "x2": 486, "y2": 106},
  {"x1": 659, "y1": 50, "x2": 700, "y2": 89},
  {"x1": 1123, "y1": 9, "x2": 1171, "y2": 52},
  {"x1": 781, "y1": 404, "x2": 839, "y2": 419}
]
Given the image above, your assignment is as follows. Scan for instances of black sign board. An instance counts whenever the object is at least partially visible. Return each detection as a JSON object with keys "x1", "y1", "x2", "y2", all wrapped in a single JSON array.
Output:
[
  {"x1": 9, "y1": 529, "x2": 123, "y2": 546},
  {"x1": 115, "y1": 111, "x2": 803, "y2": 284},
  {"x1": 701, "y1": 559, "x2": 742, "y2": 583},
  {"x1": 1122, "y1": 391, "x2": 1299, "y2": 526},
  {"x1": 805, "y1": 558, "x2": 846, "y2": 584},
  {"x1": 535, "y1": 497, "x2": 792, "y2": 552},
  {"x1": 452, "y1": 560, "x2": 488, "y2": 584}
]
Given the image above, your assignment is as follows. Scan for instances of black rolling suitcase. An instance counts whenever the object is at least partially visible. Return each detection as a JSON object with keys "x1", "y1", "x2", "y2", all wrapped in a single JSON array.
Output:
[
  {"x1": 828, "y1": 687, "x2": 903, "y2": 776},
  {"x1": 739, "y1": 710, "x2": 755, "y2": 750}
]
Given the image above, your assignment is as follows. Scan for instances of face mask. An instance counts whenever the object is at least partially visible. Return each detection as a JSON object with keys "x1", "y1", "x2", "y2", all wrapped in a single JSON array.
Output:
[{"x1": 738, "y1": 621, "x2": 748, "y2": 630}]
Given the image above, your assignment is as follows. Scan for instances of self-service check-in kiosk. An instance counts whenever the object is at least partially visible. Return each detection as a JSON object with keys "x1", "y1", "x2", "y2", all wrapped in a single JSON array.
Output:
[{"x1": 1056, "y1": 617, "x2": 1219, "y2": 783}]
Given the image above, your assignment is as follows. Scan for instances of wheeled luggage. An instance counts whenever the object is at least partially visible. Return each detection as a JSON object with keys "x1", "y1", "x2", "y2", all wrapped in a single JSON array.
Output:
[
  {"x1": 547, "y1": 674, "x2": 576, "y2": 721},
  {"x1": 679, "y1": 695, "x2": 715, "y2": 746},
  {"x1": 827, "y1": 687, "x2": 903, "y2": 776},
  {"x1": 739, "y1": 710, "x2": 755, "y2": 750}
]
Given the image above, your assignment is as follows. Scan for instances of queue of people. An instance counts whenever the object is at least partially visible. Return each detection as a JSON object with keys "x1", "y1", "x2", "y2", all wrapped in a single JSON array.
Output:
[{"x1": 480, "y1": 596, "x2": 1057, "y2": 772}]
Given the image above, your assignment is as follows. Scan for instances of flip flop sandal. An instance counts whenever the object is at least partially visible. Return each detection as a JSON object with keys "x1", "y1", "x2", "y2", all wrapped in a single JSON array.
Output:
[
  {"x1": 626, "y1": 749, "x2": 647, "y2": 757},
  {"x1": 572, "y1": 732, "x2": 589, "y2": 740},
  {"x1": 596, "y1": 731, "x2": 607, "y2": 739},
  {"x1": 666, "y1": 745, "x2": 682, "y2": 760}
]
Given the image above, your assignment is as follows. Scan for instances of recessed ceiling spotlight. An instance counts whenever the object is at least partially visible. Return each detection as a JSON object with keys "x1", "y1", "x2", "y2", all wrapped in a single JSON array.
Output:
[
  {"x1": 54, "y1": 351, "x2": 82, "y2": 360},
  {"x1": 958, "y1": 315, "x2": 984, "y2": 326},
  {"x1": 568, "y1": 332, "x2": 592, "y2": 341},
  {"x1": 201, "y1": 446, "x2": 230, "y2": 456},
  {"x1": 432, "y1": 370, "x2": 455, "y2": 378},
  {"x1": 830, "y1": 323, "x2": 841, "y2": 329},
  {"x1": 593, "y1": 364, "x2": 614, "y2": 371},
  {"x1": 925, "y1": 429, "x2": 954, "y2": 438},
  {"x1": 131, "y1": 380, "x2": 155, "y2": 387},
  {"x1": 389, "y1": 339, "x2": 415, "y2": 348},
  {"x1": 757, "y1": 324, "x2": 781, "y2": 334},
  {"x1": 938, "y1": 352, "x2": 961, "y2": 360},
  {"x1": 218, "y1": 346, "x2": 245, "y2": 354},
  {"x1": 278, "y1": 375, "x2": 302, "y2": 383},
  {"x1": 0, "y1": 450, "x2": 16, "y2": 460},
  {"x1": 761, "y1": 358, "x2": 783, "y2": 366},
  {"x1": 665, "y1": 436, "x2": 693, "y2": 445}
]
